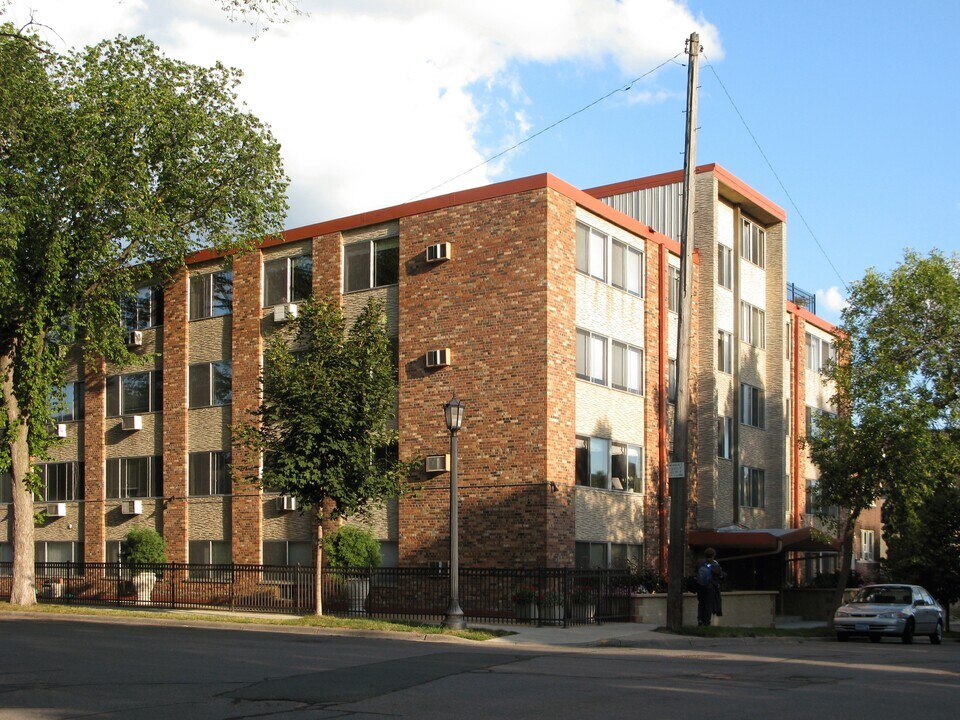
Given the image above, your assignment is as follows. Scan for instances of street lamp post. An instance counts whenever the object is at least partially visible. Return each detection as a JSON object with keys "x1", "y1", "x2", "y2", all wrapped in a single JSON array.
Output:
[{"x1": 441, "y1": 394, "x2": 466, "y2": 630}]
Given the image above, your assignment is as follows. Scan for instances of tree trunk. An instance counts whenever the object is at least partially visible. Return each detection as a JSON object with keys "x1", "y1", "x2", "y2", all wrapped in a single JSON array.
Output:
[
  {"x1": 827, "y1": 512, "x2": 858, "y2": 628},
  {"x1": 2, "y1": 345, "x2": 37, "y2": 606},
  {"x1": 314, "y1": 512, "x2": 323, "y2": 616}
]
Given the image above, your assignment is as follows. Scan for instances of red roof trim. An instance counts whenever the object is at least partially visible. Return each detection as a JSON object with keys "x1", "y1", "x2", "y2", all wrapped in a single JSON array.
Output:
[{"x1": 787, "y1": 300, "x2": 836, "y2": 334}]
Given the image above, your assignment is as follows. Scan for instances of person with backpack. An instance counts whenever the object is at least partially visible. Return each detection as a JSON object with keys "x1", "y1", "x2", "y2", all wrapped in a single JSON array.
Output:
[{"x1": 696, "y1": 547, "x2": 724, "y2": 626}]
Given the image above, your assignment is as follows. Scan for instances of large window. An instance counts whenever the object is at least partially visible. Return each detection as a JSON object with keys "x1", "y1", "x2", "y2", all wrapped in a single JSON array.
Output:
[
  {"x1": 860, "y1": 529, "x2": 875, "y2": 563},
  {"x1": 52, "y1": 381, "x2": 85, "y2": 423},
  {"x1": 35, "y1": 541, "x2": 83, "y2": 563},
  {"x1": 343, "y1": 237, "x2": 399, "y2": 292},
  {"x1": 263, "y1": 541, "x2": 313, "y2": 567},
  {"x1": 106, "y1": 456, "x2": 163, "y2": 499},
  {"x1": 611, "y1": 442, "x2": 643, "y2": 492},
  {"x1": 741, "y1": 217, "x2": 765, "y2": 268},
  {"x1": 740, "y1": 466, "x2": 765, "y2": 508},
  {"x1": 190, "y1": 270, "x2": 234, "y2": 320},
  {"x1": 39, "y1": 462, "x2": 82, "y2": 502},
  {"x1": 122, "y1": 286, "x2": 163, "y2": 330},
  {"x1": 105, "y1": 371, "x2": 162, "y2": 416},
  {"x1": 188, "y1": 540, "x2": 232, "y2": 579},
  {"x1": 577, "y1": 436, "x2": 642, "y2": 492},
  {"x1": 576, "y1": 222, "x2": 607, "y2": 281},
  {"x1": 740, "y1": 383, "x2": 765, "y2": 428},
  {"x1": 805, "y1": 332, "x2": 836, "y2": 371},
  {"x1": 668, "y1": 265, "x2": 680, "y2": 312},
  {"x1": 264, "y1": 255, "x2": 313, "y2": 306},
  {"x1": 189, "y1": 451, "x2": 231, "y2": 496},
  {"x1": 1, "y1": 472, "x2": 12, "y2": 503},
  {"x1": 611, "y1": 341, "x2": 643, "y2": 394},
  {"x1": 189, "y1": 361, "x2": 232, "y2": 408},
  {"x1": 576, "y1": 542, "x2": 642, "y2": 570},
  {"x1": 717, "y1": 243, "x2": 733, "y2": 289},
  {"x1": 0, "y1": 542, "x2": 11, "y2": 574},
  {"x1": 717, "y1": 330, "x2": 733, "y2": 374},
  {"x1": 576, "y1": 329, "x2": 607, "y2": 385},
  {"x1": 717, "y1": 416, "x2": 732, "y2": 460},
  {"x1": 611, "y1": 240, "x2": 644, "y2": 296},
  {"x1": 741, "y1": 302, "x2": 765, "y2": 348}
]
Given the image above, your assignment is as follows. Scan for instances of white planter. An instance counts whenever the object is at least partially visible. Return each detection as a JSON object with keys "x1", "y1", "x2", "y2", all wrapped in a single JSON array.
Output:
[
  {"x1": 345, "y1": 577, "x2": 370, "y2": 613},
  {"x1": 541, "y1": 602, "x2": 564, "y2": 625},
  {"x1": 131, "y1": 571, "x2": 157, "y2": 604},
  {"x1": 515, "y1": 602, "x2": 539, "y2": 621}
]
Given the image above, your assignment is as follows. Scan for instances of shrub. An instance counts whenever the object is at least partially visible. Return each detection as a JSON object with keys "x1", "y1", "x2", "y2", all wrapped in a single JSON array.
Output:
[
  {"x1": 122, "y1": 527, "x2": 168, "y2": 566},
  {"x1": 324, "y1": 525, "x2": 381, "y2": 569}
]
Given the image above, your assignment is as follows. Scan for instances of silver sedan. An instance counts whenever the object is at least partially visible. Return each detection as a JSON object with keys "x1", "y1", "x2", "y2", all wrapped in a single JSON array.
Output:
[{"x1": 834, "y1": 584, "x2": 944, "y2": 644}]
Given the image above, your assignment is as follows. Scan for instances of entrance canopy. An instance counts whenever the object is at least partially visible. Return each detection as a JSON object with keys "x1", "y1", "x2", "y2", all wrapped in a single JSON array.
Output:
[{"x1": 688, "y1": 526, "x2": 840, "y2": 555}]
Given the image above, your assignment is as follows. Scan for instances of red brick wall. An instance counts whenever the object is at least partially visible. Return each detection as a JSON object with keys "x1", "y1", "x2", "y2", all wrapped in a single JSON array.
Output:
[
  {"x1": 231, "y1": 250, "x2": 264, "y2": 563},
  {"x1": 82, "y1": 358, "x2": 106, "y2": 562},
  {"x1": 397, "y1": 188, "x2": 566, "y2": 567},
  {"x1": 162, "y1": 268, "x2": 189, "y2": 562},
  {"x1": 313, "y1": 231, "x2": 343, "y2": 303}
]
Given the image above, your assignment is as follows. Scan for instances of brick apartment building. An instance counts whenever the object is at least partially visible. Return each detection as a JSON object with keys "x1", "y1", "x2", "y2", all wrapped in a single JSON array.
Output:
[{"x1": 0, "y1": 164, "x2": 845, "y2": 583}]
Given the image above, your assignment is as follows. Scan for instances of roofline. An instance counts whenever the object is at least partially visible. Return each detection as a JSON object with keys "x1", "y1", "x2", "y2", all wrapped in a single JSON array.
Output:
[
  {"x1": 584, "y1": 163, "x2": 787, "y2": 223},
  {"x1": 188, "y1": 172, "x2": 682, "y2": 265},
  {"x1": 788, "y1": 300, "x2": 836, "y2": 334}
]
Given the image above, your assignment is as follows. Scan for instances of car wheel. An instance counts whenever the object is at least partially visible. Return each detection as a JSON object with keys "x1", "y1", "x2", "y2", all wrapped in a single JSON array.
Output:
[
  {"x1": 869, "y1": 634, "x2": 882, "y2": 643},
  {"x1": 901, "y1": 619, "x2": 914, "y2": 644},
  {"x1": 930, "y1": 621, "x2": 943, "y2": 645},
  {"x1": 836, "y1": 632, "x2": 850, "y2": 642}
]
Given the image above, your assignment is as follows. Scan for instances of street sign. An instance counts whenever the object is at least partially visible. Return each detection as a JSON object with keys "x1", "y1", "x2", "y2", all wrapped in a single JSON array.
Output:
[{"x1": 668, "y1": 462, "x2": 686, "y2": 479}]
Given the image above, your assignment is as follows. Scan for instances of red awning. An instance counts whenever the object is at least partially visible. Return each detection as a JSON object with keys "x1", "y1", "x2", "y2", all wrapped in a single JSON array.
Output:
[{"x1": 688, "y1": 526, "x2": 840, "y2": 554}]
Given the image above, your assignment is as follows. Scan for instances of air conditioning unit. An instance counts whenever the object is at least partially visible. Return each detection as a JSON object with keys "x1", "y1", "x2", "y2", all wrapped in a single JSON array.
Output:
[
  {"x1": 56, "y1": 423, "x2": 68, "y2": 438},
  {"x1": 47, "y1": 503, "x2": 67, "y2": 518},
  {"x1": 273, "y1": 303, "x2": 299, "y2": 323},
  {"x1": 425, "y1": 348, "x2": 451, "y2": 368},
  {"x1": 425, "y1": 454, "x2": 450, "y2": 473},
  {"x1": 126, "y1": 330, "x2": 143, "y2": 347},
  {"x1": 277, "y1": 495, "x2": 298, "y2": 512},
  {"x1": 121, "y1": 415, "x2": 143, "y2": 431},
  {"x1": 426, "y1": 242, "x2": 452, "y2": 263},
  {"x1": 121, "y1": 499, "x2": 143, "y2": 515}
]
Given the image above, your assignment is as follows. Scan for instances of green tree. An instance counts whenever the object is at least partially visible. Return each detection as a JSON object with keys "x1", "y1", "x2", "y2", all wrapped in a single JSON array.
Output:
[
  {"x1": 808, "y1": 250, "x2": 960, "y2": 619},
  {"x1": 0, "y1": 27, "x2": 287, "y2": 605},
  {"x1": 235, "y1": 297, "x2": 412, "y2": 615}
]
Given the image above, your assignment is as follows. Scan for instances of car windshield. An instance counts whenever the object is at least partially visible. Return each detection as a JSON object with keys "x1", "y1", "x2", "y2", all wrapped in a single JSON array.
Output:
[{"x1": 852, "y1": 586, "x2": 912, "y2": 604}]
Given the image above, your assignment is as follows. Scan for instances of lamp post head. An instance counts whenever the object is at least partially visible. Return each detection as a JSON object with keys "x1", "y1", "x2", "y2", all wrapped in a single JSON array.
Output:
[{"x1": 443, "y1": 394, "x2": 465, "y2": 433}]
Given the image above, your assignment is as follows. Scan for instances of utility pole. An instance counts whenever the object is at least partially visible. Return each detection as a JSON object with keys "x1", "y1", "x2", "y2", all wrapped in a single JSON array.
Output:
[{"x1": 666, "y1": 31, "x2": 700, "y2": 632}]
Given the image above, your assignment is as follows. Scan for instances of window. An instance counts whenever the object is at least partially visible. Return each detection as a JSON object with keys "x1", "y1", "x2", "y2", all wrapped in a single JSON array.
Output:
[
  {"x1": 343, "y1": 236, "x2": 399, "y2": 292},
  {"x1": 105, "y1": 371, "x2": 162, "y2": 416},
  {"x1": 668, "y1": 266, "x2": 680, "y2": 312},
  {"x1": 122, "y1": 286, "x2": 163, "y2": 330},
  {"x1": 575, "y1": 436, "x2": 610, "y2": 489},
  {"x1": 611, "y1": 443, "x2": 643, "y2": 492},
  {"x1": 717, "y1": 243, "x2": 733, "y2": 289},
  {"x1": 741, "y1": 218, "x2": 765, "y2": 268},
  {"x1": 0, "y1": 472, "x2": 12, "y2": 504},
  {"x1": 805, "y1": 405, "x2": 819, "y2": 439},
  {"x1": 575, "y1": 222, "x2": 607, "y2": 281},
  {"x1": 611, "y1": 240, "x2": 643, "y2": 296},
  {"x1": 739, "y1": 466, "x2": 765, "y2": 508},
  {"x1": 35, "y1": 542, "x2": 84, "y2": 568},
  {"x1": 805, "y1": 332, "x2": 836, "y2": 372},
  {"x1": 51, "y1": 381, "x2": 85, "y2": 423},
  {"x1": 39, "y1": 462, "x2": 82, "y2": 502},
  {"x1": 189, "y1": 361, "x2": 232, "y2": 408},
  {"x1": 575, "y1": 329, "x2": 607, "y2": 385},
  {"x1": 188, "y1": 540, "x2": 232, "y2": 579},
  {"x1": 575, "y1": 541, "x2": 610, "y2": 569},
  {"x1": 610, "y1": 543, "x2": 643, "y2": 570},
  {"x1": 106, "y1": 456, "x2": 163, "y2": 499},
  {"x1": 611, "y1": 341, "x2": 643, "y2": 394},
  {"x1": 805, "y1": 478, "x2": 817, "y2": 515},
  {"x1": 740, "y1": 383, "x2": 765, "y2": 428},
  {"x1": 785, "y1": 321, "x2": 792, "y2": 360},
  {"x1": 668, "y1": 359, "x2": 677, "y2": 403},
  {"x1": 263, "y1": 541, "x2": 313, "y2": 567},
  {"x1": 189, "y1": 452, "x2": 231, "y2": 496},
  {"x1": 717, "y1": 417, "x2": 732, "y2": 459},
  {"x1": 717, "y1": 330, "x2": 732, "y2": 374},
  {"x1": 860, "y1": 529, "x2": 875, "y2": 563},
  {"x1": 190, "y1": 270, "x2": 234, "y2": 320},
  {"x1": 0, "y1": 542, "x2": 11, "y2": 575},
  {"x1": 264, "y1": 254, "x2": 313, "y2": 306},
  {"x1": 786, "y1": 397, "x2": 792, "y2": 436},
  {"x1": 741, "y1": 302, "x2": 765, "y2": 348}
]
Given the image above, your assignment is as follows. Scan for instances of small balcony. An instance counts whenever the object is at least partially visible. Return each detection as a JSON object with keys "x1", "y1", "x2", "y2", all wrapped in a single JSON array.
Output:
[{"x1": 786, "y1": 282, "x2": 816, "y2": 314}]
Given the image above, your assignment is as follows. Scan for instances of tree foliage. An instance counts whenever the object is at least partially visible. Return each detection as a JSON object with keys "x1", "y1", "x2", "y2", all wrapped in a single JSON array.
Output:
[
  {"x1": 0, "y1": 26, "x2": 287, "y2": 604},
  {"x1": 808, "y1": 250, "x2": 960, "y2": 610}
]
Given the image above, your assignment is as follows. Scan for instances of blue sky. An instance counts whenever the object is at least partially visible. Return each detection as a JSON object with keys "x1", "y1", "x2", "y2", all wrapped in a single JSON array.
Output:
[{"x1": 5, "y1": 1, "x2": 957, "y2": 323}]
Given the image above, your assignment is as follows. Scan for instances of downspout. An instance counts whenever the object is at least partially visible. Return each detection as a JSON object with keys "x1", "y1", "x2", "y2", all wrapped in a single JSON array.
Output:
[
  {"x1": 732, "y1": 207, "x2": 742, "y2": 525},
  {"x1": 791, "y1": 309, "x2": 802, "y2": 530},
  {"x1": 658, "y1": 244, "x2": 669, "y2": 577}
]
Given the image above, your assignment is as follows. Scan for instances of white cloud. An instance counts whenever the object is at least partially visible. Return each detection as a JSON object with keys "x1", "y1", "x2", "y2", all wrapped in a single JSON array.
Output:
[
  {"x1": 4, "y1": 0, "x2": 721, "y2": 227},
  {"x1": 817, "y1": 286, "x2": 849, "y2": 315}
]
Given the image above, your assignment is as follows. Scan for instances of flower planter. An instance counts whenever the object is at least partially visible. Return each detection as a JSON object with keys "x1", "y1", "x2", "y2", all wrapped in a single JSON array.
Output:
[
  {"x1": 345, "y1": 577, "x2": 370, "y2": 613},
  {"x1": 573, "y1": 602, "x2": 597, "y2": 623},
  {"x1": 541, "y1": 602, "x2": 564, "y2": 625},
  {"x1": 131, "y1": 571, "x2": 157, "y2": 604},
  {"x1": 515, "y1": 602, "x2": 539, "y2": 621}
]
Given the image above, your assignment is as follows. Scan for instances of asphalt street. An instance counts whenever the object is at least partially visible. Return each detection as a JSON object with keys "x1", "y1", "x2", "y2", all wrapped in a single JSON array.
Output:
[{"x1": 1, "y1": 615, "x2": 958, "y2": 719}]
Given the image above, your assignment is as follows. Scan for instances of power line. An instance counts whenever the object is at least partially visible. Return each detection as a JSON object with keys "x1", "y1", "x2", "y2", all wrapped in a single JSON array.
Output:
[
  {"x1": 407, "y1": 52, "x2": 685, "y2": 202},
  {"x1": 702, "y1": 54, "x2": 849, "y2": 293}
]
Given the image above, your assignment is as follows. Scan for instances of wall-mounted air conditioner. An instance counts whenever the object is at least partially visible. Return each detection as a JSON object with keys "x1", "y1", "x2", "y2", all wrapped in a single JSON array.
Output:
[
  {"x1": 426, "y1": 242, "x2": 452, "y2": 263},
  {"x1": 47, "y1": 503, "x2": 67, "y2": 518},
  {"x1": 277, "y1": 495, "x2": 298, "y2": 512},
  {"x1": 121, "y1": 499, "x2": 143, "y2": 515},
  {"x1": 121, "y1": 415, "x2": 143, "y2": 431},
  {"x1": 425, "y1": 348, "x2": 451, "y2": 368},
  {"x1": 126, "y1": 330, "x2": 143, "y2": 347},
  {"x1": 56, "y1": 423, "x2": 68, "y2": 438},
  {"x1": 425, "y1": 454, "x2": 450, "y2": 473},
  {"x1": 273, "y1": 303, "x2": 299, "y2": 323}
]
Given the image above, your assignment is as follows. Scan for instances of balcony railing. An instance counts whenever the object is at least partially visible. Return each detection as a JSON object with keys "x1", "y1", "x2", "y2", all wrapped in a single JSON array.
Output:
[{"x1": 786, "y1": 282, "x2": 816, "y2": 314}]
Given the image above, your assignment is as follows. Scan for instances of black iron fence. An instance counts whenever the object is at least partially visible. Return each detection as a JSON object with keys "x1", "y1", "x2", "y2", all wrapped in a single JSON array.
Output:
[{"x1": 0, "y1": 563, "x2": 637, "y2": 626}]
